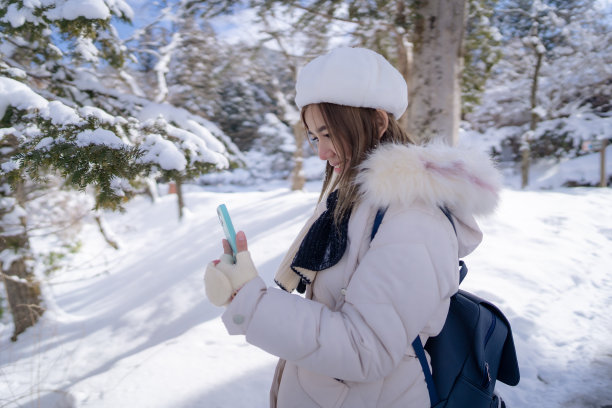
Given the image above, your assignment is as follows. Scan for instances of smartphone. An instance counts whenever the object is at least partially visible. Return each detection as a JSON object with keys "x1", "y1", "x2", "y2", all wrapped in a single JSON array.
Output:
[{"x1": 216, "y1": 204, "x2": 237, "y2": 257}]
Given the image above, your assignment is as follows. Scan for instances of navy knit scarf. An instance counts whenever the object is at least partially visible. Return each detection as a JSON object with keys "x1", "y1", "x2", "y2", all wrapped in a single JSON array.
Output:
[{"x1": 290, "y1": 190, "x2": 351, "y2": 293}]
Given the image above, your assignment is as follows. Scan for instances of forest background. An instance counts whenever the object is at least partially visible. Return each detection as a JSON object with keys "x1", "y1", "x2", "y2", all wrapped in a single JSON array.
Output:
[{"x1": 0, "y1": 0, "x2": 611, "y2": 404}]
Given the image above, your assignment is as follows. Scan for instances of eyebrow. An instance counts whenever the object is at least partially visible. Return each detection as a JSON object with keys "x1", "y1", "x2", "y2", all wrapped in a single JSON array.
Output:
[{"x1": 307, "y1": 125, "x2": 328, "y2": 134}]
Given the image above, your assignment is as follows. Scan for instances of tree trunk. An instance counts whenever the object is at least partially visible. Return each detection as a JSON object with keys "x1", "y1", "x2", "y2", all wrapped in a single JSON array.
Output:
[
  {"x1": 144, "y1": 177, "x2": 159, "y2": 203},
  {"x1": 2, "y1": 250, "x2": 43, "y2": 342},
  {"x1": 520, "y1": 145, "x2": 530, "y2": 189},
  {"x1": 94, "y1": 214, "x2": 120, "y2": 250},
  {"x1": 522, "y1": 51, "x2": 543, "y2": 189},
  {"x1": 600, "y1": 139, "x2": 608, "y2": 188},
  {"x1": 290, "y1": 121, "x2": 306, "y2": 191},
  {"x1": 175, "y1": 177, "x2": 185, "y2": 219},
  {"x1": 529, "y1": 53, "x2": 543, "y2": 133},
  {"x1": 408, "y1": 0, "x2": 467, "y2": 145},
  {"x1": 0, "y1": 182, "x2": 43, "y2": 341},
  {"x1": 0, "y1": 134, "x2": 43, "y2": 341}
]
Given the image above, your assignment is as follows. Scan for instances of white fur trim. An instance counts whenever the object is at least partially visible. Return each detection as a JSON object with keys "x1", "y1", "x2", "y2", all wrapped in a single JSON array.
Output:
[{"x1": 356, "y1": 143, "x2": 502, "y2": 215}]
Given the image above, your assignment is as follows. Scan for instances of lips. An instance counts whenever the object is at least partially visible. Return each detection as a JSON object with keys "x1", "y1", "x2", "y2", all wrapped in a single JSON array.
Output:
[{"x1": 330, "y1": 162, "x2": 342, "y2": 173}]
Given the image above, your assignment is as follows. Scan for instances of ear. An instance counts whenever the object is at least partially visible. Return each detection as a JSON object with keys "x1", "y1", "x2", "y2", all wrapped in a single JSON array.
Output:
[{"x1": 375, "y1": 110, "x2": 389, "y2": 139}]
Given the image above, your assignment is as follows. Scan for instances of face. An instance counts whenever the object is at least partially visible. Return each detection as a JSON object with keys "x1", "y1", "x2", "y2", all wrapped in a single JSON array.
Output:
[{"x1": 304, "y1": 105, "x2": 347, "y2": 174}]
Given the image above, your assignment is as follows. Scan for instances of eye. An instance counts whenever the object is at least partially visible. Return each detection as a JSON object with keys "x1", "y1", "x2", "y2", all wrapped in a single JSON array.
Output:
[{"x1": 308, "y1": 132, "x2": 319, "y2": 144}]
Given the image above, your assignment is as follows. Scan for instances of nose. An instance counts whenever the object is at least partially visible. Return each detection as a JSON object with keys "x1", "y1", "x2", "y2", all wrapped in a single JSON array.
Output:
[{"x1": 317, "y1": 137, "x2": 335, "y2": 161}]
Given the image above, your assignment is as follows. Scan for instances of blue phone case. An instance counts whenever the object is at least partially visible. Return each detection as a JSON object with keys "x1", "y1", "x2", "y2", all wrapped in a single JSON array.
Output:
[{"x1": 217, "y1": 204, "x2": 237, "y2": 256}]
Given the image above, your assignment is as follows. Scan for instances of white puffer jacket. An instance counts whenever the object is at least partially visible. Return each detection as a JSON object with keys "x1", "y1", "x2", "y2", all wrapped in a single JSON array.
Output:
[{"x1": 222, "y1": 143, "x2": 501, "y2": 408}]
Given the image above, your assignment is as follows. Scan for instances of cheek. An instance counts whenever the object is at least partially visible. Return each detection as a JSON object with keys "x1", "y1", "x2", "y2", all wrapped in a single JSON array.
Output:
[{"x1": 318, "y1": 138, "x2": 332, "y2": 152}]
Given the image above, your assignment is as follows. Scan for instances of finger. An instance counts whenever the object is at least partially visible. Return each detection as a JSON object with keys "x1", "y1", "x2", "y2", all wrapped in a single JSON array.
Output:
[
  {"x1": 222, "y1": 239, "x2": 232, "y2": 255},
  {"x1": 213, "y1": 259, "x2": 220, "y2": 266},
  {"x1": 236, "y1": 231, "x2": 248, "y2": 252}
]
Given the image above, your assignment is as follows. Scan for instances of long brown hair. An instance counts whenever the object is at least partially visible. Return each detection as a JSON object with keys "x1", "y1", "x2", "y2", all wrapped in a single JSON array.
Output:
[{"x1": 301, "y1": 103, "x2": 415, "y2": 224}]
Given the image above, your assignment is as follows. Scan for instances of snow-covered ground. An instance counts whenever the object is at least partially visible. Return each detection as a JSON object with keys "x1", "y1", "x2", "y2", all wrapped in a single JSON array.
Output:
[{"x1": 1, "y1": 155, "x2": 611, "y2": 408}]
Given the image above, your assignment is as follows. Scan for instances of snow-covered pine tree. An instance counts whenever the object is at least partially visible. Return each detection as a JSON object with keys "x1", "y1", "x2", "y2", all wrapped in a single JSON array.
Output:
[
  {"x1": 167, "y1": 16, "x2": 225, "y2": 119},
  {"x1": 122, "y1": 0, "x2": 243, "y2": 216},
  {"x1": 159, "y1": 6, "x2": 299, "y2": 186},
  {"x1": 209, "y1": 45, "x2": 300, "y2": 185},
  {"x1": 0, "y1": 0, "x2": 139, "y2": 340},
  {"x1": 0, "y1": 0, "x2": 238, "y2": 339}
]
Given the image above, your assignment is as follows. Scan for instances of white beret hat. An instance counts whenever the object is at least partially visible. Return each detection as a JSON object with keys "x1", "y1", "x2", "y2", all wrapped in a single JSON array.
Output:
[{"x1": 295, "y1": 47, "x2": 408, "y2": 118}]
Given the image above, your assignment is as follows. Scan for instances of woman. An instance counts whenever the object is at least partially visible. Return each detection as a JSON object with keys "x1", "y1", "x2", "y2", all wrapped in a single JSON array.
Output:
[{"x1": 204, "y1": 47, "x2": 501, "y2": 408}]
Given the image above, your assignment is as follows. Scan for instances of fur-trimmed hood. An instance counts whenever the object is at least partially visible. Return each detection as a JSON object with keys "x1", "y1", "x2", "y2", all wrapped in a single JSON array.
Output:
[
  {"x1": 355, "y1": 142, "x2": 502, "y2": 257},
  {"x1": 356, "y1": 143, "x2": 502, "y2": 216}
]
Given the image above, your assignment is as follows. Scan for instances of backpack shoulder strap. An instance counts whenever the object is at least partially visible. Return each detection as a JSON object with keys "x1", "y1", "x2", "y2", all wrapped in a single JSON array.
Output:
[
  {"x1": 413, "y1": 336, "x2": 441, "y2": 406},
  {"x1": 371, "y1": 207, "x2": 387, "y2": 241}
]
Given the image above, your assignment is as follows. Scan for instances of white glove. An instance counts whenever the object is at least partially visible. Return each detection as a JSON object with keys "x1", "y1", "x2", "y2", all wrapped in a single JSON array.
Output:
[{"x1": 204, "y1": 251, "x2": 258, "y2": 307}]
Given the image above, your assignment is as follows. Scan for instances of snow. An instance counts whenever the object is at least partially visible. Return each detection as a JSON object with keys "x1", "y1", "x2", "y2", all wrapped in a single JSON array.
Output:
[
  {"x1": 47, "y1": 0, "x2": 111, "y2": 21},
  {"x1": 110, "y1": 176, "x2": 131, "y2": 197},
  {"x1": 0, "y1": 78, "x2": 84, "y2": 126},
  {"x1": 0, "y1": 77, "x2": 47, "y2": 119},
  {"x1": 0, "y1": 1, "x2": 610, "y2": 405},
  {"x1": 78, "y1": 106, "x2": 122, "y2": 125},
  {"x1": 2, "y1": 3, "x2": 34, "y2": 28},
  {"x1": 0, "y1": 248, "x2": 26, "y2": 272},
  {"x1": 0, "y1": 0, "x2": 127, "y2": 26},
  {"x1": 0, "y1": 159, "x2": 20, "y2": 173},
  {"x1": 0, "y1": 198, "x2": 27, "y2": 238},
  {"x1": 258, "y1": 113, "x2": 295, "y2": 154},
  {"x1": 106, "y1": 0, "x2": 134, "y2": 20},
  {"x1": 34, "y1": 137, "x2": 54, "y2": 151},
  {"x1": 531, "y1": 145, "x2": 612, "y2": 189},
  {"x1": 0, "y1": 75, "x2": 233, "y2": 176},
  {"x1": 138, "y1": 133, "x2": 187, "y2": 171},
  {"x1": 47, "y1": 101, "x2": 83, "y2": 126},
  {"x1": 138, "y1": 102, "x2": 231, "y2": 158},
  {"x1": 0, "y1": 151, "x2": 611, "y2": 407},
  {"x1": 75, "y1": 129, "x2": 126, "y2": 149},
  {"x1": 74, "y1": 37, "x2": 99, "y2": 62}
]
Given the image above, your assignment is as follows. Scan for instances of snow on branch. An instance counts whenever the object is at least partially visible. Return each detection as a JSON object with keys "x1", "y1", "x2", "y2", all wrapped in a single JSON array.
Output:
[
  {"x1": 0, "y1": 0, "x2": 133, "y2": 26},
  {"x1": 0, "y1": 75, "x2": 241, "y2": 207}
]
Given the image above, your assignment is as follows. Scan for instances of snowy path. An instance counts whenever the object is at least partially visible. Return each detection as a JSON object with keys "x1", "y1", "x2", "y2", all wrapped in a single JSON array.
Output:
[{"x1": 1, "y1": 186, "x2": 611, "y2": 407}]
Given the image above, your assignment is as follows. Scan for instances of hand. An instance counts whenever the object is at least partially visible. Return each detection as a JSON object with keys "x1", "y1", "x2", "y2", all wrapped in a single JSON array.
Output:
[{"x1": 204, "y1": 231, "x2": 258, "y2": 306}]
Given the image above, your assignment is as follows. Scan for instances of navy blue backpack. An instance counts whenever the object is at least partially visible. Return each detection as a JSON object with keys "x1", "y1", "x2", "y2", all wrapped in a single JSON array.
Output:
[{"x1": 371, "y1": 208, "x2": 520, "y2": 408}]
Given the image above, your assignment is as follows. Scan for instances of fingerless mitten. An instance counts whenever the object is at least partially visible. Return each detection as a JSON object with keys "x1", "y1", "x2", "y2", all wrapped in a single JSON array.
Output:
[{"x1": 204, "y1": 251, "x2": 258, "y2": 306}]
